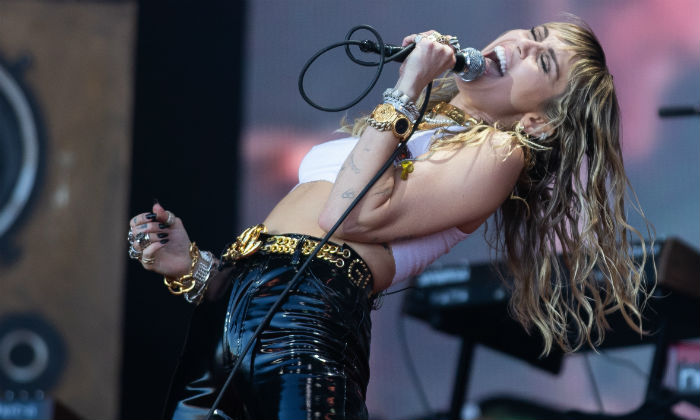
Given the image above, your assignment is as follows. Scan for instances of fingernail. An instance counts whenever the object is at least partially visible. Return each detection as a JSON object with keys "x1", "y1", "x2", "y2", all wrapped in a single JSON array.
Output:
[
  {"x1": 153, "y1": 198, "x2": 159, "y2": 205},
  {"x1": 157, "y1": 233, "x2": 168, "y2": 239},
  {"x1": 159, "y1": 223, "x2": 168, "y2": 229},
  {"x1": 146, "y1": 213, "x2": 156, "y2": 220},
  {"x1": 160, "y1": 239, "x2": 169, "y2": 244}
]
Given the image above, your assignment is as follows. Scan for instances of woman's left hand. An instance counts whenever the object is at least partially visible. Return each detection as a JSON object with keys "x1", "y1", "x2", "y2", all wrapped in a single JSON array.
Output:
[{"x1": 128, "y1": 203, "x2": 193, "y2": 277}]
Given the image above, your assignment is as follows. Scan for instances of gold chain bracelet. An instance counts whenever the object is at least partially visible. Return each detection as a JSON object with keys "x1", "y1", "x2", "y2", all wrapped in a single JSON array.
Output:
[{"x1": 163, "y1": 242, "x2": 200, "y2": 295}]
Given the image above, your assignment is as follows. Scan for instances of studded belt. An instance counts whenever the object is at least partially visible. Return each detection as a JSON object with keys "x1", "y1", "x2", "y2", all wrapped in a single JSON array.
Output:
[{"x1": 222, "y1": 224, "x2": 373, "y2": 292}]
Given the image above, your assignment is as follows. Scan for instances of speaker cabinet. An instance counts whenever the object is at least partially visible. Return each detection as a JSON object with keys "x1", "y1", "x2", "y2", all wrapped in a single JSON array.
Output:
[{"x1": 0, "y1": 1, "x2": 136, "y2": 419}]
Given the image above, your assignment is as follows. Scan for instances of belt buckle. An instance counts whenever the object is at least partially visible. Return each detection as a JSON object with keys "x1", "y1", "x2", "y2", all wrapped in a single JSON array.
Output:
[{"x1": 222, "y1": 224, "x2": 267, "y2": 262}]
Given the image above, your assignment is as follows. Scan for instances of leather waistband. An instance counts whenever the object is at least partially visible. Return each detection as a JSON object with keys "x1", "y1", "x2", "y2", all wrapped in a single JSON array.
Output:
[{"x1": 223, "y1": 224, "x2": 373, "y2": 294}]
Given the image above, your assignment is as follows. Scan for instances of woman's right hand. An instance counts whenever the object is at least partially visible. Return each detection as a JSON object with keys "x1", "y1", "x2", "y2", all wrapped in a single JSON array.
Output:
[
  {"x1": 395, "y1": 30, "x2": 457, "y2": 100},
  {"x1": 128, "y1": 203, "x2": 193, "y2": 278}
]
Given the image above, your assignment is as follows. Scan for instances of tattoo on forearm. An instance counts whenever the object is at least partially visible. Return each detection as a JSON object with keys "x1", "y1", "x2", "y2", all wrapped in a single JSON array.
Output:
[
  {"x1": 341, "y1": 189, "x2": 356, "y2": 199},
  {"x1": 349, "y1": 154, "x2": 361, "y2": 174}
]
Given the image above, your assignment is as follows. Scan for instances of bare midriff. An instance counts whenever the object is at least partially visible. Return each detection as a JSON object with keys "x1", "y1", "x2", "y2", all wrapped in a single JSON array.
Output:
[{"x1": 263, "y1": 181, "x2": 396, "y2": 292}]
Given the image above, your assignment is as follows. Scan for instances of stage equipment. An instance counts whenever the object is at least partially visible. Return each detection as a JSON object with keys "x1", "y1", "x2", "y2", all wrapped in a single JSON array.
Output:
[
  {"x1": 403, "y1": 238, "x2": 700, "y2": 420},
  {"x1": 0, "y1": 2, "x2": 136, "y2": 419}
]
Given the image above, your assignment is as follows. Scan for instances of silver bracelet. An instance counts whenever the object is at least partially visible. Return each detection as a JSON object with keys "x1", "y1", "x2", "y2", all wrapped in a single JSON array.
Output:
[
  {"x1": 382, "y1": 88, "x2": 419, "y2": 122},
  {"x1": 383, "y1": 96, "x2": 419, "y2": 123},
  {"x1": 184, "y1": 250, "x2": 214, "y2": 304}
]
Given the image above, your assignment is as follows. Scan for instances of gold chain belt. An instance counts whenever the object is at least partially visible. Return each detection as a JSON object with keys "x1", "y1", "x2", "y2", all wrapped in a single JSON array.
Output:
[
  {"x1": 262, "y1": 235, "x2": 351, "y2": 267},
  {"x1": 223, "y1": 224, "x2": 372, "y2": 291}
]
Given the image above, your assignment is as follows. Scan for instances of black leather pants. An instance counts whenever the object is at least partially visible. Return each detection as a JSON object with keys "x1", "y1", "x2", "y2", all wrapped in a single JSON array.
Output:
[{"x1": 166, "y1": 235, "x2": 374, "y2": 420}]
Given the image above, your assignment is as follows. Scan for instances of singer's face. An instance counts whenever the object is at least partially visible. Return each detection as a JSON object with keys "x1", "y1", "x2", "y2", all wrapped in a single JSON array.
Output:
[{"x1": 454, "y1": 25, "x2": 574, "y2": 126}]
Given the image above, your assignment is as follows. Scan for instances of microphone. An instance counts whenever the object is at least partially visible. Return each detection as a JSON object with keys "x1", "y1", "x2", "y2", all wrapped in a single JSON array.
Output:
[{"x1": 358, "y1": 40, "x2": 485, "y2": 82}]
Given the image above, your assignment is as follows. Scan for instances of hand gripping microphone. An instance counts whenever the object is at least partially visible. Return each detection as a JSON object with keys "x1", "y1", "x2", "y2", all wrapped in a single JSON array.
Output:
[{"x1": 358, "y1": 39, "x2": 486, "y2": 81}]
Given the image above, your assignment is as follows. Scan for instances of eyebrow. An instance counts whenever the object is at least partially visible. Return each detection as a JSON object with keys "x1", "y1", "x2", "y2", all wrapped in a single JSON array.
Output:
[{"x1": 541, "y1": 25, "x2": 561, "y2": 81}]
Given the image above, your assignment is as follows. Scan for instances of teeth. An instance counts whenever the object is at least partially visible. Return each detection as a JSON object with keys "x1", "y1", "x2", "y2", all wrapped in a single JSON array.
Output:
[{"x1": 495, "y1": 45, "x2": 506, "y2": 75}]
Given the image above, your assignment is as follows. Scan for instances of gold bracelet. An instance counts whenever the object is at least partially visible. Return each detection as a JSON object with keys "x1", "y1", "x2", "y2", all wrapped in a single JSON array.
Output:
[
  {"x1": 367, "y1": 103, "x2": 414, "y2": 142},
  {"x1": 163, "y1": 242, "x2": 200, "y2": 295}
]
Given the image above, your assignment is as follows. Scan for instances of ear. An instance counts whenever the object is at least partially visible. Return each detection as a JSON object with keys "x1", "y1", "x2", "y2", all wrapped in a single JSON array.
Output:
[{"x1": 519, "y1": 112, "x2": 551, "y2": 138}]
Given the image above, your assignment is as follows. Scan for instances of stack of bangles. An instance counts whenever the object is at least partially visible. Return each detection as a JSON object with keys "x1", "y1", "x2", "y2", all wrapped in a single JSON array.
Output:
[
  {"x1": 366, "y1": 87, "x2": 419, "y2": 142},
  {"x1": 163, "y1": 242, "x2": 216, "y2": 304},
  {"x1": 366, "y1": 32, "x2": 459, "y2": 142}
]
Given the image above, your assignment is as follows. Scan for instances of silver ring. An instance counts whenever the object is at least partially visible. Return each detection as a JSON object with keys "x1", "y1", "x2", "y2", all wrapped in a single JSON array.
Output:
[
  {"x1": 138, "y1": 232, "x2": 151, "y2": 249},
  {"x1": 166, "y1": 211, "x2": 175, "y2": 226},
  {"x1": 128, "y1": 245, "x2": 142, "y2": 260},
  {"x1": 128, "y1": 229, "x2": 135, "y2": 244}
]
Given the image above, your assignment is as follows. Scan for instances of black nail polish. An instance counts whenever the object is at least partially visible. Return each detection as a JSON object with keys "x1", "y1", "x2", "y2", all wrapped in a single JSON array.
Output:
[
  {"x1": 153, "y1": 198, "x2": 159, "y2": 205},
  {"x1": 160, "y1": 239, "x2": 169, "y2": 244},
  {"x1": 159, "y1": 223, "x2": 168, "y2": 229},
  {"x1": 157, "y1": 233, "x2": 168, "y2": 239},
  {"x1": 146, "y1": 213, "x2": 156, "y2": 220}
]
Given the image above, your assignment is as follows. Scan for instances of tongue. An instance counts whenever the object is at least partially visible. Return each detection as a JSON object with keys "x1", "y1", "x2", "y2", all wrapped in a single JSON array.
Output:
[
  {"x1": 485, "y1": 52, "x2": 502, "y2": 76},
  {"x1": 486, "y1": 56, "x2": 501, "y2": 76}
]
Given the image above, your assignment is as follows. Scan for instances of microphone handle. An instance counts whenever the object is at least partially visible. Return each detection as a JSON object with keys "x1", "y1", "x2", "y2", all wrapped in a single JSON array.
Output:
[{"x1": 358, "y1": 41, "x2": 466, "y2": 72}]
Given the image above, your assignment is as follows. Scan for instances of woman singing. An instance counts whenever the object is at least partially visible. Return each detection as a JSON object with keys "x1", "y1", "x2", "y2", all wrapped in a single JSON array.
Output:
[{"x1": 128, "y1": 17, "x2": 650, "y2": 420}]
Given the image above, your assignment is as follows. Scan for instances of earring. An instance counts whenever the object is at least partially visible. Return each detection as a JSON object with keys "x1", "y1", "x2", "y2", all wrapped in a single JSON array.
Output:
[{"x1": 538, "y1": 132, "x2": 548, "y2": 141}]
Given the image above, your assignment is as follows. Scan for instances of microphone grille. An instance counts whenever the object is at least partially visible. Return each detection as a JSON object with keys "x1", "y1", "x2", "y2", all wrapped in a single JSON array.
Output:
[{"x1": 457, "y1": 47, "x2": 485, "y2": 82}]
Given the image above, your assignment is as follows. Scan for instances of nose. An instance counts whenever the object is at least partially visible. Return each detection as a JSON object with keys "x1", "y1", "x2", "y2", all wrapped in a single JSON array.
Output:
[{"x1": 517, "y1": 38, "x2": 543, "y2": 59}]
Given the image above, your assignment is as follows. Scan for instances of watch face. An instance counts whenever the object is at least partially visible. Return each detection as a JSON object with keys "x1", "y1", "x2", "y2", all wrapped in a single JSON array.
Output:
[
  {"x1": 0, "y1": 53, "x2": 45, "y2": 262},
  {"x1": 394, "y1": 117, "x2": 410, "y2": 135}
]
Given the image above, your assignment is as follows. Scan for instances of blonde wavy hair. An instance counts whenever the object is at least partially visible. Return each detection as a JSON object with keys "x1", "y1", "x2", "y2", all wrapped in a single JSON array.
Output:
[{"x1": 344, "y1": 17, "x2": 654, "y2": 355}]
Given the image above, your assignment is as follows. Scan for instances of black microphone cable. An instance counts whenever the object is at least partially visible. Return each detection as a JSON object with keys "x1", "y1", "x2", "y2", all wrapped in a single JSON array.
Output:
[
  {"x1": 299, "y1": 24, "x2": 419, "y2": 112},
  {"x1": 206, "y1": 25, "x2": 432, "y2": 419}
]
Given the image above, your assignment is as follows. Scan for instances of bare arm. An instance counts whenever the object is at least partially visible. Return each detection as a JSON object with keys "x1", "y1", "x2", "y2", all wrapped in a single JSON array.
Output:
[
  {"x1": 319, "y1": 32, "x2": 457, "y2": 238},
  {"x1": 319, "y1": 34, "x2": 525, "y2": 243}
]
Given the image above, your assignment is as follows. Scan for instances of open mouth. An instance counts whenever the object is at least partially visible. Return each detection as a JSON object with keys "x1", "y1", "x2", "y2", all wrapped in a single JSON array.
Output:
[{"x1": 485, "y1": 45, "x2": 507, "y2": 76}]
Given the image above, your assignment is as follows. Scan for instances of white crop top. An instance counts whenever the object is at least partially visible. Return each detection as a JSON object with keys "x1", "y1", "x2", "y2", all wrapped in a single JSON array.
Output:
[{"x1": 297, "y1": 128, "x2": 469, "y2": 285}]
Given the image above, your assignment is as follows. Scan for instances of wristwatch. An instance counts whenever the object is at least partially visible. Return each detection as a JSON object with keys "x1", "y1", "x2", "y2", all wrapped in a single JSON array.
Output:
[{"x1": 367, "y1": 103, "x2": 414, "y2": 142}]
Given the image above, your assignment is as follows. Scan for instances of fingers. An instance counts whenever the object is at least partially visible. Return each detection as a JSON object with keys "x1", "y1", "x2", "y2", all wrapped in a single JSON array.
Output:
[
  {"x1": 397, "y1": 31, "x2": 456, "y2": 90},
  {"x1": 130, "y1": 205, "x2": 178, "y2": 229},
  {"x1": 130, "y1": 212, "x2": 157, "y2": 228},
  {"x1": 139, "y1": 240, "x2": 168, "y2": 269},
  {"x1": 130, "y1": 230, "x2": 170, "y2": 253},
  {"x1": 128, "y1": 210, "x2": 171, "y2": 258},
  {"x1": 152, "y1": 203, "x2": 179, "y2": 227},
  {"x1": 404, "y1": 30, "x2": 456, "y2": 61},
  {"x1": 131, "y1": 221, "x2": 162, "y2": 233},
  {"x1": 403, "y1": 30, "x2": 457, "y2": 49}
]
